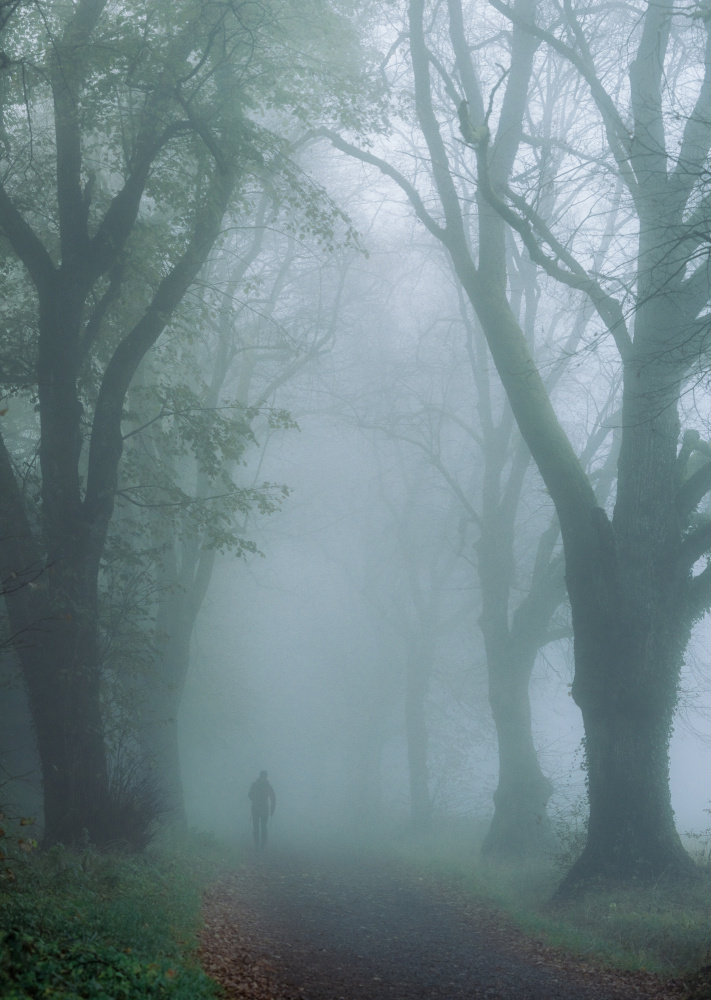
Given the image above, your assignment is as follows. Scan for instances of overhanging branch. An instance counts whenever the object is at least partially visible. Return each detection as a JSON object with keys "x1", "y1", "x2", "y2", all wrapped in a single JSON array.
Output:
[
  {"x1": 472, "y1": 134, "x2": 632, "y2": 359},
  {"x1": 313, "y1": 127, "x2": 447, "y2": 243}
]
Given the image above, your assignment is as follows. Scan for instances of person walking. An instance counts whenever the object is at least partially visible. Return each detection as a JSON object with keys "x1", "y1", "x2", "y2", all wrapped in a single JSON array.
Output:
[{"x1": 248, "y1": 770, "x2": 276, "y2": 849}]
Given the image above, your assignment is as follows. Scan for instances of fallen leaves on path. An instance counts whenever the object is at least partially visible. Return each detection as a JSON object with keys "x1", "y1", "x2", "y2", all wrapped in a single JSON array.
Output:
[
  {"x1": 200, "y1": 876, "x2": 299, "y2": 1000},
  {"x1": 199, "y1": 851, "x2": 703, "y2": 1000}
]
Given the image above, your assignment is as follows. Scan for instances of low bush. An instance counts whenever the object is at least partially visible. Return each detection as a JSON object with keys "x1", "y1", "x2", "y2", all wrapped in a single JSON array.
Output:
[{"x1": 0, "y1": 831, "x2": 234, "y2": 999}]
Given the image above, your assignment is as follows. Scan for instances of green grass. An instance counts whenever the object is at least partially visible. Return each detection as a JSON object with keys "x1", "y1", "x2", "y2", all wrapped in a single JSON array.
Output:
[
  {"x1": 544, "y1": 877, "x2": 711, "y2": 971},
  {"x1": 0, "y1": 830, "x2": 238, "y2": 999},
  {"x1": 394, "y1": 821, "x2": 711, "y2": 975}
]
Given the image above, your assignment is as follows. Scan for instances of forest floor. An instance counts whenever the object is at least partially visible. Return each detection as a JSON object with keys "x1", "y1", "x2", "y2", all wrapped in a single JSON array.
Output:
[{"x1": 199, "y1": 847, "x2": 709, "y2": 1000}]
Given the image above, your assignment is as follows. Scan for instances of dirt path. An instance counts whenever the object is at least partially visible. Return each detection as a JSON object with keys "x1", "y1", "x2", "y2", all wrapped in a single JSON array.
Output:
[{"x1": 200, "y1": 848, "x2": 692, "y2": 1000}]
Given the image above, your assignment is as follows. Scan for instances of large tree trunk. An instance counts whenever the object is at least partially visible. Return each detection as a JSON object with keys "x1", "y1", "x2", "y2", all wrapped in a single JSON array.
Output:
[
  {"x1": 482, "y1": 639, "x2": 554, "y2": 860},
  {"x1": 564, "y1": 604, "x2": 690, "y2": 885},
  {"x1": 0, "y1": 649, "x2": 41, "y2": 820},
  {"x1": 561, "y1": 360, "x2": 693, "y2": 886},
  {"x1": 23, "y1": 273, "x2": 113, "y2": 845},
  {"x1": 20, "y1": 559, "x2": 110, "y2": 846},
  {"x1": 30, "y1": 659, "x2": 108, "y2": 846},
  {"x1": 574, "y1": 699, "x2": 685, "y2": 881}
]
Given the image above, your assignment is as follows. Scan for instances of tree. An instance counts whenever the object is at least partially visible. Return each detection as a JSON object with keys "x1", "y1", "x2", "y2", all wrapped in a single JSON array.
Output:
[
  {"x1": 124, "y1": 217, "x2": 351, "y2": 824},
  {"x1": 350, "y1": 321, "x2": 479, "y2": 832},
  {"x1": 322, "y1": 0, "x2": 711, "y2": 884},
  {"x1": 0, "y1": 0, "x2": 377, "y2": 846},
  {"x1": 459, "y1": 204, "x2": 621, "y2": 858},
  {"x1": 346, "y1": 186, "x2": 618, "y2": 858}
]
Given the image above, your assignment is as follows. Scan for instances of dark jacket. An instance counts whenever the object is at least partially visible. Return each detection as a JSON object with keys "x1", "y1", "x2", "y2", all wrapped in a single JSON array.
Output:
[{"x1": 249, "y1": 777, "x2": 276, "y2": 815}]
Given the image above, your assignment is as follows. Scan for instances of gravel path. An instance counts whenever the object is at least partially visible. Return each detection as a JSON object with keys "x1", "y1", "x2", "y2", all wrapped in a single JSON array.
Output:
[{"x1": 200, "y1": 848, "x2": 692, "y2": 1000}]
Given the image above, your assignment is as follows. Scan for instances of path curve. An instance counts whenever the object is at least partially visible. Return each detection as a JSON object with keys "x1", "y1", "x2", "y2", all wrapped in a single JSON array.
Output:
[{"x1": 200, "y1": 848, "x2": 689, "y2": 1000}]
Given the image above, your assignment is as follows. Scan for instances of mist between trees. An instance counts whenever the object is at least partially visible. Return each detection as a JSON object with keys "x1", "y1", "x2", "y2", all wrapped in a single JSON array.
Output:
[{"x1": 3, "y1": 0, "x2": 711, "y2": 895}]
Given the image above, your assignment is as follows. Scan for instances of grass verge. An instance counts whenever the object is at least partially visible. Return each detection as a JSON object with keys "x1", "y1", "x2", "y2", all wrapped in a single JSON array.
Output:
[
  {"x1": 394, "y1": 821, "x2": 711, "y2": 975},
  {"x1": 0, "y1": 829, "x2": 237, "y2": 999}
]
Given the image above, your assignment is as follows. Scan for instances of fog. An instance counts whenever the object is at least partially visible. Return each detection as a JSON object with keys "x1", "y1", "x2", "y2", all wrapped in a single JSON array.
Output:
[
  {"x1": 5, "y1": 0, "x2": 711, "y2": 904},
  {"x1": 175, "y1": 224, "x2": 711, "y2": 845},
  {"x1": 177, "y1": 355, "x2": 711, "y2": 849}
]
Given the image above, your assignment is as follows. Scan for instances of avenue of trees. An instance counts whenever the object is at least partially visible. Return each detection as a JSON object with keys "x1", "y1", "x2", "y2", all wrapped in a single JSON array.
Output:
[
  {"x1": 318, "y1": 0, "x2": 711, "y2": 886},
  {"x1": 3, "y1": 0, "x2": 711, "y2": 896}
]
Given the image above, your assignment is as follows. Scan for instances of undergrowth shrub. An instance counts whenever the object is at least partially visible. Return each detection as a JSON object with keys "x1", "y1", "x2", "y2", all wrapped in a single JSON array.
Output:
[
  {"x1": 80, "y1": 751, "x2": 167, "y2": 852},
  {"x1": 549, "y1": 795, "x2": 588, "y2": 877},
  {"x1": 0, "y1": 835, "x2": 230, "y2": 999}
]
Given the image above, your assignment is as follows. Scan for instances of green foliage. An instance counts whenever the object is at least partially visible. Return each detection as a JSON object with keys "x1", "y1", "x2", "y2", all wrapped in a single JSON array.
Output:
[
  {"x1": 0, "y1": 839, "x2": 230, "y2": 999},
  {"x1": 0, "y1": 0, "x2": 382, "y2": 420},
  {"x1": 117, "y1": 379, "x2": 291, "y2": 554},
  {"x1": 0, "y1": 932, "x2": 210, "y2": 1000}
]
